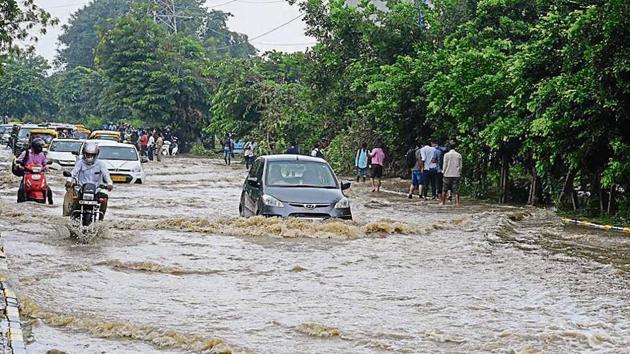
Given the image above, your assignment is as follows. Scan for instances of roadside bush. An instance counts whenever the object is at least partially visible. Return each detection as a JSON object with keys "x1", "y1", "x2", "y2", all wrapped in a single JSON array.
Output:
[{"x1": 190, "y1": 142, "x2": 207, "y2": 156}]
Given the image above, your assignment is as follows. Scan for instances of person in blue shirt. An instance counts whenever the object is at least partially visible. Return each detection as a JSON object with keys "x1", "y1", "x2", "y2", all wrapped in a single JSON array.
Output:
[{"x1": 355, "y1": 142, "x2": 369, "y2": 182}]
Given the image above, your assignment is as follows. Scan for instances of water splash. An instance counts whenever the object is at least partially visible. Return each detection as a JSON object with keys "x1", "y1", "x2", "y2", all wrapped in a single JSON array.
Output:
[
  {"x1": 20, "y1": 297, "x2": 234, "y2": 353},
  {"x1": 295, "y1": 322, "x2": 342, "y2": 337}
]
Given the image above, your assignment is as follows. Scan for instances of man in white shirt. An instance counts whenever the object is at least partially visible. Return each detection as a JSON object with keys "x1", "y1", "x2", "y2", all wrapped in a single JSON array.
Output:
[
  {"x1": 441, "y1": 143, "x2": 463, "y2": 206},
  {"x1": 148, "y1": 134, "x2": 155, "y2": 161},
  {"x1": 420, "y1": 141, "x2": 437, "y2": 199}
]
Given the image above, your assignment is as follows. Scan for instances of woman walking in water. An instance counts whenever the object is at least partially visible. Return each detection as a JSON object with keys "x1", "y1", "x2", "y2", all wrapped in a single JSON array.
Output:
[{"x1": 369, "y1": 141, "x2": 385, "y2": 192}]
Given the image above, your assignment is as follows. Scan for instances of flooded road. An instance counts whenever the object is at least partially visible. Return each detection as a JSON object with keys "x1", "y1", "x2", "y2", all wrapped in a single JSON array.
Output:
[{"x1": 0, "y1": 147, "x2": 628, "y2": 353}]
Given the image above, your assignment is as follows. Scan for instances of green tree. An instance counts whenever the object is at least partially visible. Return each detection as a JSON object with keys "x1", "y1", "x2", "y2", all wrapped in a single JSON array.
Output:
[
  {"x1": 0, "y1": 0, "x2": 58, "y2": 65},
  {"x1": 95, "y1": 14, "x2": 211, "y2": 147},
  {"x1": 0, "y1": 54, "x2": 56, "y2": 119}
]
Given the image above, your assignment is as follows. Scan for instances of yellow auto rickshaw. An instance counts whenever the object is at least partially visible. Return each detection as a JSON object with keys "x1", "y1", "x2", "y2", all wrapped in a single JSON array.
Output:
[
  {"x1": 28, "y1": 128, "x2": 58, "y2": 151},
  {"x1": 88, "y1": 130, "x2": 121, "y2": 142}
]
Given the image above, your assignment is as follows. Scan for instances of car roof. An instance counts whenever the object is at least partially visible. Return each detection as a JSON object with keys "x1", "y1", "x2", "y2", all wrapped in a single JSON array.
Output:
[
  {"x1": 261, "y1": 154, "x2": 327, "y2": 163},
  {"x1": 91, "y1": 130, "x2": 120, "y2": 135},
  {"x1": 52, "y1": 138, "x2": 85, "y2": 143},
  {"x1": 91, "y1": 140, "x2": 136, "y2": 148}
]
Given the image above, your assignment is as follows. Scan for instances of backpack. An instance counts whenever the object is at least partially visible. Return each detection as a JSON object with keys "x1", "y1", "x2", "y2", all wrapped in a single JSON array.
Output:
[
  {"x1": 405, "y1": 148, "x2": 417, "y2": 169},
  {"x1": 11, "y1": 150, "x2": 29, "y2": 177}
]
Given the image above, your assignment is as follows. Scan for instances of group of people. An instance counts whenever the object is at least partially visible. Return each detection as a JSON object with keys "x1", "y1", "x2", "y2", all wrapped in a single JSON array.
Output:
[
  {"x1": 352, "y1": 140, "x2": 463, "y2": 206},
  {"x1": 104, "y1": 123, "x2": 179, "y2": 162},
  {"x1": 405, "y1": 140, "x2": 462, "y2": 206}
]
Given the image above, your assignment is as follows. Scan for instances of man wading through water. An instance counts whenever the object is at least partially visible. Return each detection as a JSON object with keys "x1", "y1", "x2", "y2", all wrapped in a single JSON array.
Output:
[
  {"x1": 441, "y1": 142, "x2": 463, "y2": 207},
  {"x1": 407, "y1": 142, "x2": 423, "y2": 199}
]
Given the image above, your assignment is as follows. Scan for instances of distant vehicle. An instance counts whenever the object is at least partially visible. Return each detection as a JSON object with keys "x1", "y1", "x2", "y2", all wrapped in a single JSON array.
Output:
[
  {"x1": 239, "y1": 155, "x2": 352, "y2": 219},
  {"x1": 45, "y1": 123, "x2": 78, "y2": 139},
  {"x1": 74, "y1": 125, "x2": 91, "y2": 140},
  {"x1": 89, "y1": 130, "x2": 121, "y2": 142},
  {"x1": 81, "y1": 141, "x2": 145, "y2": 184},
  {"x1": 28, "y1": 128, "x2": 58, "y2": 151},
  {"x1": 13, "y1": 124, "x2": 41, "y2": 155},
  {"x1": 47, "y1": 139, "x2": 84, "y2": 170},
  {"x1": 0, "y1": 124, "x2": 13, "y2": 145}
]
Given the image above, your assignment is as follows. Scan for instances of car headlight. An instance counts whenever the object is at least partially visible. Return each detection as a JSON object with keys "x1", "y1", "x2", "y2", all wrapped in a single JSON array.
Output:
[
  {"x1": 335, "y1": 197, "x2": 350, "y2": 209},
  {"x1": 132, "y1": 165, "x2": 142, "y2": 173},
  {"x1": 262, "y1": 194, "x2": 284, "y2": 208}
]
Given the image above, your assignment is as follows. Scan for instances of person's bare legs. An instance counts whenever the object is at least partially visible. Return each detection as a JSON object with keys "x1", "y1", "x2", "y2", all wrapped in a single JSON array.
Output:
[
  {"x1": 371, "y1": 177, "x2": 376, "y2": 192},
  {"x1": 440, "y1": 190, "x2": 447, "y2": 205},
  {"x1": 455, "y1": 193, "x2": 461, "y2": 207},
  {"x1": 376, "y1": 178, "x2": 381, "y2": 192}
]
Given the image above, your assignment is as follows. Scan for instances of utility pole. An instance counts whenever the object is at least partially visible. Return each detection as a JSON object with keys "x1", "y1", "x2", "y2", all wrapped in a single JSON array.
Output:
[{"x1": 152, "y1": 0, "x2": 179, "y2": 34}]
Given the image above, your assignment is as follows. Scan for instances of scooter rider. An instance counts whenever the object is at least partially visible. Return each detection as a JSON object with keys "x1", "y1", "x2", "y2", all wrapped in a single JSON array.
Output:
[
  {"x1": 65, "y1": 142, "x2": 113, "y2": 219},
  {"x1": 15, "y1": 138, "x2": 53, "y2": 204}
]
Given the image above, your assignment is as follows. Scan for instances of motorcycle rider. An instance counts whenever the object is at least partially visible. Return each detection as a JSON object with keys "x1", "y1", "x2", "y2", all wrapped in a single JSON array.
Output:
[
  {"x1": 15, "y1": 138, "x2": 53, "y2": 204},
  {"x1": 64, "y1": 142, "x2": 113, "y2": 220}
]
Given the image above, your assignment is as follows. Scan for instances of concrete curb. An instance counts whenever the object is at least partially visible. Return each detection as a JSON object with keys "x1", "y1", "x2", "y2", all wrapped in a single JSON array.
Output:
[
  {"x1": 0, "y1": 232, "x2": 27, "y2": 354},
  {"x1": 561, "y1": 218, "x2": 630, "y2": 234}
]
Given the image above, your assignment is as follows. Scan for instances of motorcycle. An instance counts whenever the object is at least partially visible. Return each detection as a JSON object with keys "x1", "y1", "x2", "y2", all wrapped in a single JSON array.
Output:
[
  {"x1": 62, "y1": 171, "x2": 108, "y2": 227},
  {"x1": 20, "y1": 163, "x2": 49, "y2": 204}
]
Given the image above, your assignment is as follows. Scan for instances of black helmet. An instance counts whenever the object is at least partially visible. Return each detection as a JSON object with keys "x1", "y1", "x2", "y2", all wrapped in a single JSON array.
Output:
[{"x1": 31, "y1": 138, "x2": 45, "y2": 153}]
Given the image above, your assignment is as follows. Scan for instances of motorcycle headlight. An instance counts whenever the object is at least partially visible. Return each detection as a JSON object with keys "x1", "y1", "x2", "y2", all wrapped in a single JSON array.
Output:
[
  {"x1": 334, "y1": 197, "x2": 350, "y2": 209},
  {"x1": 262, "y1": 194, "x2": 284, "y2": 208},
  {"x1": 83, "y1": 193, "x2": 95, "y2": 201}
]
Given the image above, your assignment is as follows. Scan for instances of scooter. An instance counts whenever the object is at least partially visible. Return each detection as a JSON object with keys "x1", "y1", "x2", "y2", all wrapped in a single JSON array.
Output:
[
  {"x1": 62, "y1": 171, "x2": 108, "y2": 227},
  {"x1": 21, "y1": 163, "x2": 49, "y2": 203}
]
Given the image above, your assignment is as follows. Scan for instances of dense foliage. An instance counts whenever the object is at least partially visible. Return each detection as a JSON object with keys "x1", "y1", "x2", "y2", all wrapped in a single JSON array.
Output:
[
  {"x1": 0, "y1": 0, "x2": 628, "y2": 220},
  {"x1": 0, "y1": 0, "x2": 57, "y2": 66}
]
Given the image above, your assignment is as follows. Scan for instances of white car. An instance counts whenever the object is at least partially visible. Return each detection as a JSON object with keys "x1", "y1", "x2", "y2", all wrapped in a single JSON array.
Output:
[
  {"x1": 82, "y1": 141, "x2": 146, "y2": 184},
  {"x1": 47, "y1": 139, "x2": 83, "y2": 169}
]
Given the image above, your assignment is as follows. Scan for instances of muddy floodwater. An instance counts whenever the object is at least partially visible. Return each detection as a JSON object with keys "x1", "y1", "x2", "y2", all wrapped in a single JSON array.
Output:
[{"x1": 0, "y1": 147, "x2": 628, "y2": 353}]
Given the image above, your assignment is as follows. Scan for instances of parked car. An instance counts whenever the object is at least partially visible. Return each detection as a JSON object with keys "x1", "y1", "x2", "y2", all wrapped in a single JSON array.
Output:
[
  {"x1": 239, "y1": 155, "x2": 352, "y2": 219},
  {"x1": 81, "y1": 141, "x2": 145, "y2": 184}
]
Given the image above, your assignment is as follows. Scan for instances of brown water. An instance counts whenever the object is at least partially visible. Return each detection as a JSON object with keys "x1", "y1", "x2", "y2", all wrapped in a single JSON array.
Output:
[{"x1": 0, "y1": 147, "x2": 628, "y2": 353}]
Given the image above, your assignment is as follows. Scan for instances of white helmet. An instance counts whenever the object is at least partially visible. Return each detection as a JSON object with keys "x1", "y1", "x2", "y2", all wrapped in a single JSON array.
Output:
[{"x1": 83, "y1": 142, "x2": 99, "y2": 165}]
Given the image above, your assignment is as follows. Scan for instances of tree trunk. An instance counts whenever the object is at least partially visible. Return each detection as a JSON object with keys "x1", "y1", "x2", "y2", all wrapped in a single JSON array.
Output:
[
  {"x1": 607, "y1": 185, "x2": 616, "y2": 215},
  {"x1": 499, "y1": 154, "x2": 509, "y2": 204},
  {"x1": 527, "y1": 166, "x2": 541, "y2": 205},
  {"x1": 559, "y1": 170, "x2": 577, "y2": 210}
]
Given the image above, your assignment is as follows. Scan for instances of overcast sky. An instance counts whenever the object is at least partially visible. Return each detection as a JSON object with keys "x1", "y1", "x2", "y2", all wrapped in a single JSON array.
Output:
[{"x1": 33, "y1": 0, "x2": 313, "y2": 64}]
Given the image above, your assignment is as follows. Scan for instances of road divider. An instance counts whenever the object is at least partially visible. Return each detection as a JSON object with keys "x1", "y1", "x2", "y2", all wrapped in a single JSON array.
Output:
[
  {"x1": 561, "y1": 218, "x2": 630, "y2": 234},
  {"x1": 0, "y1": 232, "x2": 27, "y2": 353}
]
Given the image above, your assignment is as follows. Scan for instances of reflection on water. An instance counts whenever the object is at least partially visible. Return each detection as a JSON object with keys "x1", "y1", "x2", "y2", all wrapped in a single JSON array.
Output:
[{"x1": 0, "y1": 148, "x2": 628, "y2": 353}]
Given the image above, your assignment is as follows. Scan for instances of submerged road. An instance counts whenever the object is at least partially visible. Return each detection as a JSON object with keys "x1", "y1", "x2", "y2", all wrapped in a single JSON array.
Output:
[{"x1": 0, "y1": 146, "x2": 628, "y2": 353}]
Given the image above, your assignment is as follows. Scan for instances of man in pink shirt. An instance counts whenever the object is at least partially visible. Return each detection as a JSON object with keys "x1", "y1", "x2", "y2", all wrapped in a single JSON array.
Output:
[{"x1": 369, "y1": 142, "x2": 386, "y2": 192}]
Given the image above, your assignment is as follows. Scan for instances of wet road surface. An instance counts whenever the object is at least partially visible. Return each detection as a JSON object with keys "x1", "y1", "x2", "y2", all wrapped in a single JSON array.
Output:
[{"x1": 0, "y1": 147, "x2": 628, "y2": 353}]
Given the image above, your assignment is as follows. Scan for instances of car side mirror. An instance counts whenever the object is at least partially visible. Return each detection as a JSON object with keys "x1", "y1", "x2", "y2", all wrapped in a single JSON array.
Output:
[
  {"x1": 247, "y1": 177, "x2": 259, "y2": 187},
  {"x1": 141, "y1": 156, "x2": 149, "y2": 163},
  {"x1": 62, "y1": 171, "x2": 71, "y2": 177},
  {"x1": 341, "y1": 181, "x2": 352, "y2": 190}
]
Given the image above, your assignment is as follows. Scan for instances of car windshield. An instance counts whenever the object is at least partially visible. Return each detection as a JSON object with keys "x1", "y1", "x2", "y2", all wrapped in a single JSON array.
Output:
[
  {"x1": 17, "y1": 128, "x2": 35, "y2": 140},
  {"x1": 265, "y1": 160, "x2": 338, "y2": 188},
  {"x1": 50, "y1": 141, "x2": 82, "y2": 153},
  {"x1": 99, "y1": 146, "x2": 138, "y2": 161},
  {"x1": 93, "y1": 135, "x2": 117, "y2": 141},
  {"x1": 31, "y1": 133, "x2": 55, "y2": 145}
]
